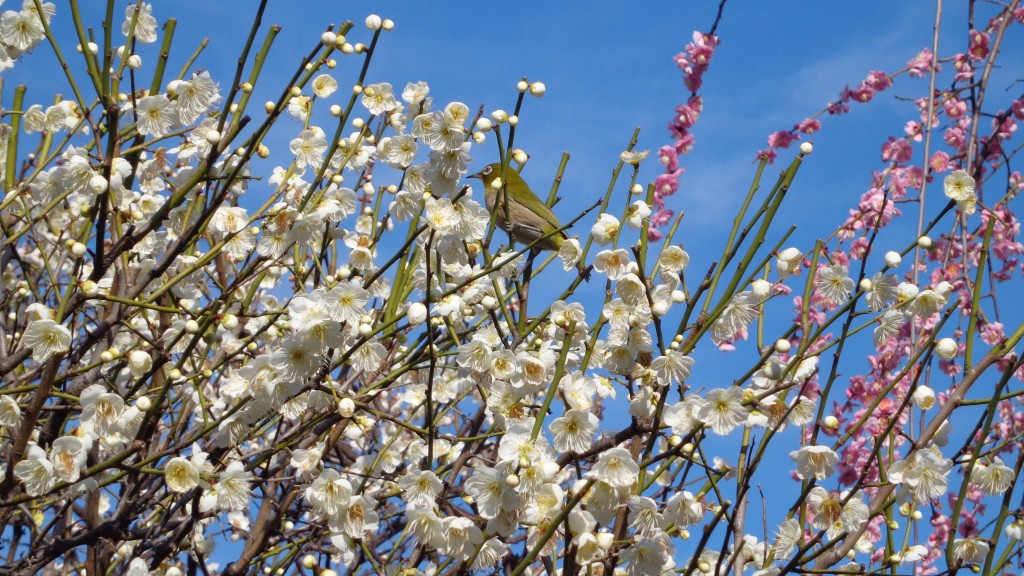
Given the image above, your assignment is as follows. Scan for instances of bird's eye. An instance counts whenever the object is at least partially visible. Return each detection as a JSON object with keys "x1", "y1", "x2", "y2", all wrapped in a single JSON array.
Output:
[{"x1": 482, "y1": 166, "x2": 492, "y2": 175}]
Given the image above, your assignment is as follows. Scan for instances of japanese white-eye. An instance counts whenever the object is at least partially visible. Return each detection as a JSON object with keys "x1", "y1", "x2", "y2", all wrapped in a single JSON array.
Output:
[
  {"x1": 469, "y1": 162, "x2": 590, "y2": 280},
  {"x1": 469, "y1": 162, "x2": 569, "y2": 251}
]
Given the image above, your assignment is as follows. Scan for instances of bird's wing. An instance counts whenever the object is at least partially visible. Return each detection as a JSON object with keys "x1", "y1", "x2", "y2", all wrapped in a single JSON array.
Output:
[{"x1": 506, "y1": 169, "x2": 568, "y2": 236}]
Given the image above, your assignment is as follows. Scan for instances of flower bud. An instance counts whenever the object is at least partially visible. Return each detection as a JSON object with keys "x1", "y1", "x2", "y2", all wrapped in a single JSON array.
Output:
[
  {"x1": 934, "y1": 338, "x2": 958, "y2": 360},
  {"x1": 917, "y1": 235, "x2": 933, "y2": 248},
  {"x1": 128, "y1": 350, "x2": 152, "y2": 378},
  {"x1": 774, "y1": 338, "x2": 791, "y2": 353},
  {"x1": 529, "y1": 82, "x2": 546, "y2": 96},
  {"x1": 652, "y1": 301, "x2": 668, "y2": 317},
  {"x1": 884, "y1": 251, "x2": 902, "y2": 267},
  {"x1": 89, "y1": 174, "x2": 109, "y2": 193},
  {"x1": 751, "y1": 279, "x2": 771, "y2": 298},
  {"x1": 338, "y1": 397, "x2": 355, "y2": 418},
  {"x1": 321, "y1": 31, "x2": 337, "y2": 45},
  {"x1": 407, "y1": 302, "x2": 427, "y2": 325},
  {"x1": 516, "y1": 80, "x2": 529, "y2": 92},
  {"x1": 896, "y1": 282, "x2": 919, "y2": 303},
  {"x1": 799, "y1": 141, "x2": 813, "y2": 154},
  {"x1": 365, "y1": 15, "x2": 382, "y2": 30}
]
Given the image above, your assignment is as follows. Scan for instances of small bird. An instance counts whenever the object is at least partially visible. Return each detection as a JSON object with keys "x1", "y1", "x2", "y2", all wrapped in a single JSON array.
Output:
[
  {"x1": 469, "y1": 162, "x2": 567, "y2": 251},
  {"x1": 469, "y1": 162, "x2": 590, "y2": 280}
]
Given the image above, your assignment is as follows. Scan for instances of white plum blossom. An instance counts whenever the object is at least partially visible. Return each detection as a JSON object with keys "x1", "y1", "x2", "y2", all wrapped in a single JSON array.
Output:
[
  {"x1": 789, "y1": 445, "x2": 839, "y2": 480},
  {"x1": 588, "y1": 447, "x2": 639, "y2": 488}
]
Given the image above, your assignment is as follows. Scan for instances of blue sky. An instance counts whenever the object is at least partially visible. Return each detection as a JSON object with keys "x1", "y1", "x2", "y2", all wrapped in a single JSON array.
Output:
[{"x1": 11, "y1": 0, "x2": 996, "y2": 252}]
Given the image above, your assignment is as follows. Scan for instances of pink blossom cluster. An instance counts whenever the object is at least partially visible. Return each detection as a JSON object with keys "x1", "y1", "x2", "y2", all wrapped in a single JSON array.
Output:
[
  {"x1": 649, "y1": 32, "x2": 719, "y2": 241},
  {"x1": 784, "y1": 14, "x2": 1024, "y2": 569}
]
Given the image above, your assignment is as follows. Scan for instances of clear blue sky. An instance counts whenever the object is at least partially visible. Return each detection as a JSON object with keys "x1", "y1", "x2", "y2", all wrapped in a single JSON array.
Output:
[{"x1": 13, "y1": 1, "x2": 1010, "y2": 255}]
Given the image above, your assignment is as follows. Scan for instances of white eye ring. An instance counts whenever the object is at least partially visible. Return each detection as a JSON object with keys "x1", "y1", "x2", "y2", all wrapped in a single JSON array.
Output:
[{"x1": 482, "y1": 165, "x2": 492, "y2": 175}]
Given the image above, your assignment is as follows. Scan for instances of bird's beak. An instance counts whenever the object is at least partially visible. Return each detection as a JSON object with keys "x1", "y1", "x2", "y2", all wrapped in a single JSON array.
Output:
[{"x1": 468, "y1": 170, "x2": 482, "y2": 180}]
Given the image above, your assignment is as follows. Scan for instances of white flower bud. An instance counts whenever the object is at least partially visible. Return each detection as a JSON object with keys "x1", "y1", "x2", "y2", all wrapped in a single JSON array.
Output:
[
  {"x1": 221, "y1": 313, "x2": 239, "y2": 329},
  {"x1": 912, "y1": 385, "x2": 936, "y2": 409},
  {"x1": 126, "y1": 54, "x2": 142, "y2": 69},
  {"x1": 651, "y1": 301, "x2": 668, "y2": 317},
  {"x1": 516, "y1": 80, "x2": 529, "y2": 92},
  {"x1": 917, "y1": 235, "x2": 933, "y2": 248},
  {"x1": 136, "y1": 396, "x2": 152, "y2": 411},
  {"x1": 858, "y1": 277, "x2": 873, "y2": 291},
  {"x1": 407, "y1": 302, "x2": 427, "y2": 325},
  {"x1": 751, "y1": 279, "x2": 771, "y2": 298},
  {"x1": 321, "y1": 31, "x2": 337, "y2": 45},
  {"x1": 128, "y1": 349, "x2": 152, "y2": 378},
  {"x1": 89, "y1": 174, "x2": 109, "y2": 193},
  {"x1": 505, "y1": 473, "x2": 520, "y2": 487},
  {"x1": 205, "y1": 130, "x2": 221, "y2": 144},
  {"x1": 774, "y1": 338, "x2": 791, "y2": 353},
  {"x1": 671, "y1": 290, "x2": 686, "y2": 303},
  {"x1": 884, "y1": 251, "x2": 902, "y2": 267},
  {"x1": 507, "y1": 114, "x2": 518, "y2": 126},
  {"x1": 529, "y1": 82, "x2": 546, "y2": 96},
  {"x1": 475, "y1": 118, "x2": 492, "y2": 132},
  {"x1": 934, "y1": 337, "x2": 958, "y2": 360},
  {"x1": 799, "y1": 141, "x2": 813, "y2": 155},
  {"x1": 823, "y1": 415, "x2": 839, "y2": 430},
  {"x1": 71, "y1": 242, "x2": 87, "y2": 257},
  {"x1": 338, "y1": 397, "x2": 356, "y2": 418},
  {"x1": 365, "y1": 15, "x2": 382, "y2": 30},
  {"x1": 491, "y1": 109, "x2": 508, "y2": 123},
  {"x1": 896, "y1": 282, "x2": 919, "y2": 303},
  {"x1": 301, "y1": 555, "x2": 317, "y2": 570}
]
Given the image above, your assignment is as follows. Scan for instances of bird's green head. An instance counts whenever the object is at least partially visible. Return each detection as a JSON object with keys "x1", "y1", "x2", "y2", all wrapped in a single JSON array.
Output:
[{"x1": 468, "y1": 162, "x2": 503, "y2": 188}]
